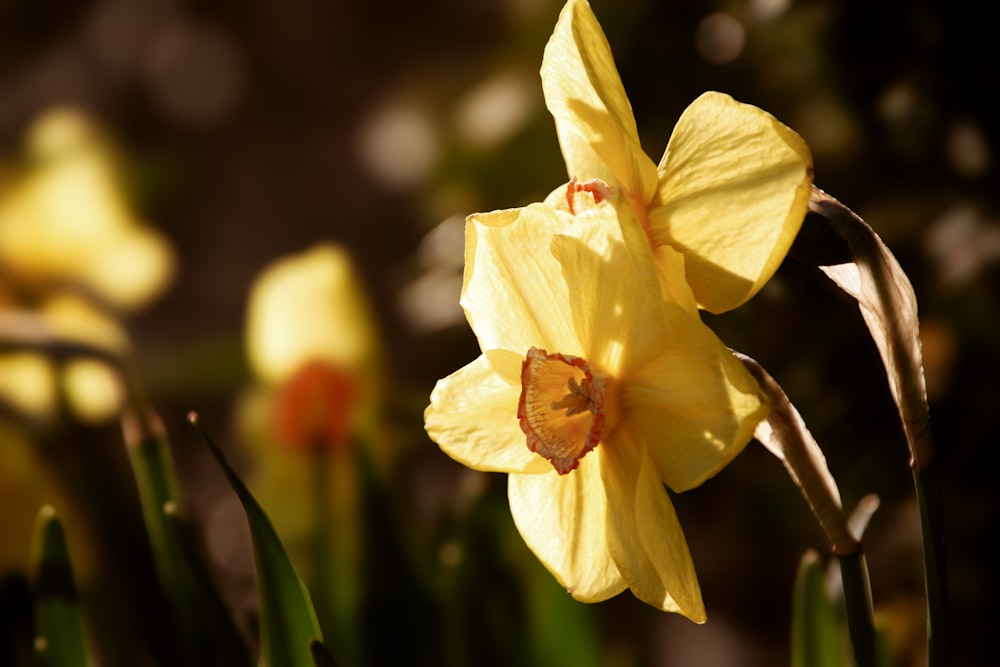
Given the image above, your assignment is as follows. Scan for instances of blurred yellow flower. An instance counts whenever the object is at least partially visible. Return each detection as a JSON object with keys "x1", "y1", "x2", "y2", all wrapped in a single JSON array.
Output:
[
  {"x1": 0, "y1": 108, "x2": 169, "y2": 425},
  {"x1": 246, "y1": 244, "x2": 379, "y2": 388},
  {"x1": 0, "y1": 107, "x2": 173, "y2": 310},
  {"x1": 62, "y1": 358, "x2": 125, "y2": 424},
  {"x1": 0, "y1": 290, "x2": 131, "y2": 424},
  {"x1": 0, "y1": 352, "x2": 56, "y2": 419},
  {"x1": 425, "y1": 192, "x2": 765, "y2": 619},
  {"x1": 239, "y1": 243, "x2": 382, "y2": 661},
  {"x1": 271, "y1": 360, "x2": 361, "y2": 454},
  {"x1": 541, "y1": 0, "x2": 813, "y2": 313},
  {"x1": 244, "y1": 243, "x2": 382, "y2": 451},
  {"x1": 0, "y1": 294, "x2": 129, "y2": 424}
]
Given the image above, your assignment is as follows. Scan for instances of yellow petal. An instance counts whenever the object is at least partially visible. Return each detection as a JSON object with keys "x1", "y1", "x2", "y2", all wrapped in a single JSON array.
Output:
[
  {"x1": 648, "y1": 92, "x2": 813, "y2": 313},
  {"x1": 600, "y1": 422, "x2": 705, "y2": 620},
  {"x1": 541, "y1": 0, "x2": 658, "y2": 202},
  {"x1": 508, "y1": 452, "x2": 627, "y2": 601},
  {"x1": 246, "y1": 243, "x2": 379, "y2": 384},
  {"x1": 548, "y1": 199, "x2": 670, "y2": 374},
  {"x1": 652, "y1": 245, "x2": 699, "y2": 314},
  {"x1": 462, "y1": 205, "x2": 580, "y2": 356},
  {"x1": 623, "y1": 309, "x2": 767, "y2": 492},
  {"x1": 40, "y1": 293, "x2": 130, "y2": 353},
  {"x1": 425, "y1": 351, "x2": 550, "y2": 474},
  {"x1": 62, "y1": 359, "x2": 124, "y2": 424},
  {"x1": 0, "y1": 353, "x2": 56, "y2": 418}
]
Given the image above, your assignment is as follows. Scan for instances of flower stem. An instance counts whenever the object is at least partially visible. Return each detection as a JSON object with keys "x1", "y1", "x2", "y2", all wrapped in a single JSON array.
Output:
[
  {"x1": 804, "y1": 187, "x2": 950, "y2": 665},
  {"x1": 914, "y1": 461, "x2": 948, "y2": 665},
  {"x1": 838, "y1": 549, "x2": 875, "y2": 667},
  {"x1": 737, "y1": 353, "x2": 878, "y2": 665}
]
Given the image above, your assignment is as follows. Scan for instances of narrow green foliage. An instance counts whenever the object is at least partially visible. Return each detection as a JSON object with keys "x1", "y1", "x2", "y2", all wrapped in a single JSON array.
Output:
[
  {"x1": 125, "y1": 411, "x2": 250, "y2": 665},
  {"x1": 191, "y1": 413, "x2": 326, "y2": 667},
  {"x1": 31, "y1": 506, "x2": 87, "y2": 667},
  {"x1": 524, "y1": 551, "x2": 599, "y2": 667},
  {"x1": 839, "y1": 551, "x2": 877, "y2": 667},
  {"x1": 310, "y1": 639, "x2": 339, "y2": 667},
  {"x1": 792, "y1": 551, "x2": 846, "y2": 667}
]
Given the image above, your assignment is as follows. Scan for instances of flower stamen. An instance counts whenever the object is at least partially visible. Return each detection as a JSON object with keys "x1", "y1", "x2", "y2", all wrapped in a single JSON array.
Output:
[
  {"x1": 551, "y1": 376, "x2": 593, "y2": 416},
  {"x1": 565, "y1": 177, "x2": 615, "y2": 215}
]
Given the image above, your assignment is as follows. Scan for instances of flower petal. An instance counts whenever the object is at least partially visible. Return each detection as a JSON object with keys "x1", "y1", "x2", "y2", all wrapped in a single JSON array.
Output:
[
  {"x1": 425, "y1": 351, "x2": 551, "y2": 474},
  {"x1": 541, "y1": 0, "x2": 658, "y2": 203},
  {"x1": 623, "y1": 309, "x2": 767, "y2": 492},
  {"x1": 246, "y1": 244, "x2": 379, "y2": 384},
  {"x1": 648, "y1": 92, "x2": 813, "y2": 313},
  {"x1": 462, "y1": 205, "x2": 580, "y2": 356},
  {"x1": 548, "y1": 200, "x2": 670, "y2": 374},
  {"x1": 508, "y1": 452, "x2": 627, "y2": 601},
  {"x1": 600, "y1": 423, "x2": 705, "y2": 620},
  {"x1": 652, "y1": 245, "x2": 700, "y2": 315}
]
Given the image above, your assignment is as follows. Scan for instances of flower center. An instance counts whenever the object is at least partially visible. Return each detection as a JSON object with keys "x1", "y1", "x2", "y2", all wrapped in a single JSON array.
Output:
[
  {"x1": 565, "y1": 177, "x2": 615, "y2": 215},
  {"x1": 517, "y1": 347, "x2": 613, "y2": 474},
  {"x1": 273, "y1": 360, "x2": 361, "y2": 454}
]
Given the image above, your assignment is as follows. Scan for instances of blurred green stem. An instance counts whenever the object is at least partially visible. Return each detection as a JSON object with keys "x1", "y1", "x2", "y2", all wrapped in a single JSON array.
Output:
[
  {"x1": 914, "y1": 462, "x2": 948, "y2": 665},
  {"x1": 310, "y1": 444, "x2": 360, "y2": 667},
  {"x1": 838, "y1": 549, "x2": 875, "y2": 667}
]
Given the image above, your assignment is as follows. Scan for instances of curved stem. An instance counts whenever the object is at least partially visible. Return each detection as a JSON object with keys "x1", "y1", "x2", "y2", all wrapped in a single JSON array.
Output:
[
  {"x1": 737, "y1": 353, "x2": 875, "y2": 666},
  {"x1": 914, "y1": 463, "x2": 948, "y2": 665},
  {"x1": 805, "y1": 187, "x2": 949, "y2": 665},
  {"x1": 839, "y1": 550, "x2": 876, "y2": 667}
]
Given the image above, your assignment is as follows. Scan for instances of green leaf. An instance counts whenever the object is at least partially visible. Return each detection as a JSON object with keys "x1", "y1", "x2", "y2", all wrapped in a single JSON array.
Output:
[
  {"x1": 523, "y1": 552, "x2": 599, "y2": 667},
  {"x1": 310, "y1": 639, "x2": 339, "y2": 667},
  {"x1": 792, "y1": 550, "x2": 847, "y2": 667},
  {"x1": 123, "y1": 410, "x2": 251, "y2": 665},
  {"x1": 31, "y1": 505, "x2": 87, "y2": 667},
  {"x1": 190, "y1": 412, "x2": 325, "y2": 667}
]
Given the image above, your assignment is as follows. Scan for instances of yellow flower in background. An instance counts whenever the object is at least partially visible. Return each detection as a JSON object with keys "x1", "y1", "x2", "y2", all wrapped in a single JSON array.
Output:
[
  {"x1": 425, "y1": 192, "x2": 766, "y2": 619},
  {"x1": 0, "y1": 294, "x2": 130, "y2": 424},
  {"x1": 0, "y1": 107, "x2": 173, "y2": 310},
  {"x1": 240, "y1": 241, "x2": 384, "y2": 517},
  {"x1": 244, "y1": 243, "x2": 383, "y2": 452},
  {"x1": 0, "y1": 108, "x2": 169, "y2": 425},
  {"x1": 271, "y1": 360, "x2": 361, "y2": 455},
  {"x1": 238, "y1": 243, "x2": 382, "y2": 662},
  {"x1": 246, "y1": 244, "x2": 379, "y2": 389},
  {"x1": 541, "y1": 0, "x2": 813, "y2": 313},
  {"x1": 0, "y1": 353, "x2": 55, "y2": 419}
]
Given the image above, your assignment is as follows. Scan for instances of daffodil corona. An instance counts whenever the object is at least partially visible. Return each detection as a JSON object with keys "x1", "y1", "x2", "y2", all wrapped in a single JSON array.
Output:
[{"x1": 425, "y1": 190, "x2": 766, "y2": 619}]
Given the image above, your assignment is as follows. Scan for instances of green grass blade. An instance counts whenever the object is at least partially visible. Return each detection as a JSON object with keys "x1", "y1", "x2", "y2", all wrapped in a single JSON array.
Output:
[
  {"x1": 123, "y1": 410, "x2": 251, "y2": 665},
  {"x1": 309, "y1": 639, "x2": 339, "y2": 667},
  {"x1": 190, "y1": 412, "x2": 324, "y2": 667},
  {"x1": 31, "y1": 506, "x2": 87, "y2": 667},
  {"x1": 792, "y1": 550, "x2": 846, "y2": 667}
]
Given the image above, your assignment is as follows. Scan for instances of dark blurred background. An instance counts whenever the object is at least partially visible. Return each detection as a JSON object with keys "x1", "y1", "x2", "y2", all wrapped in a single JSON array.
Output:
[{"x1": 1, "y1": 0, "x2": 997, "y2": 665}]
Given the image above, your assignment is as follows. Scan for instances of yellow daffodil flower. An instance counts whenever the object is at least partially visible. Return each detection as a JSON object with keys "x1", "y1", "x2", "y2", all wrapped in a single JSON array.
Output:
[
  {"x1": 424, "y1": 191, "x2": 766, "y2": 619},
  {"x1": 240, "y1": 243, "x2": 380, "y2": 662},
  {"x1": 241, "y1": 241, "x2": 385, "y2": 541},
  {"x1": 541, "y1": 0, "x2": 813, "y2": 313},
  {"x1": 246, "y1": 243, "x2": 379, "y2": 390},
  {"x1": 0, "y1": 108, "x2": 173, "y2": 311},
  {"x1": 0, "y1": 294, "x2": 129, "y2": 424}
]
